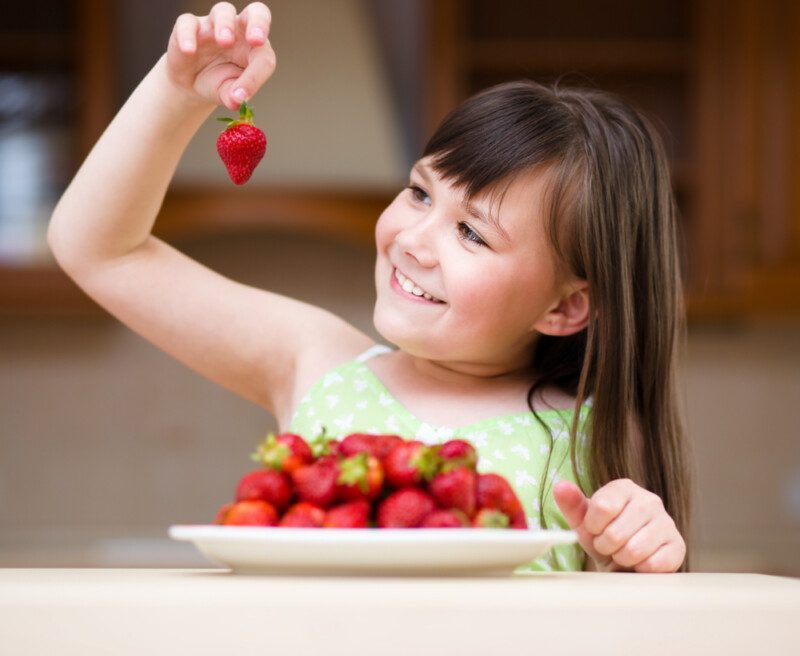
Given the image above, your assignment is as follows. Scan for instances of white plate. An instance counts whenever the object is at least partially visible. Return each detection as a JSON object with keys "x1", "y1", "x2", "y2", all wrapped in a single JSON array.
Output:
[{"x1": 168, "y1": 525, "x2": 577, "y2": 576}]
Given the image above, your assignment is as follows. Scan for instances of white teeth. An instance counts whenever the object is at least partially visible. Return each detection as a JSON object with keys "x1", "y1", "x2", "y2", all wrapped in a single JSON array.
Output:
[{"x1": 394, "y1": 268, "x2": 439, "y2": 302}]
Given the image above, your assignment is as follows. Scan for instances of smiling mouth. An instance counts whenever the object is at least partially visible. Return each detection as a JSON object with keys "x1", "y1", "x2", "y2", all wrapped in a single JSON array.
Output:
[{"x1": 392, "y1": 268, "x2": 445, "y2": 303}]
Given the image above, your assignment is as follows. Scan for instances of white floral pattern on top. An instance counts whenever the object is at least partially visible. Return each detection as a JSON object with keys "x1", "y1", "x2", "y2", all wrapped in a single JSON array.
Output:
[{"x1": 288, "y1": 347, "x2": 593, "y2": 572}]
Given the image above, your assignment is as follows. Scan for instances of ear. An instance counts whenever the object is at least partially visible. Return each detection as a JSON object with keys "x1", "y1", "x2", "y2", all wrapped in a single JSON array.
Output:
[{"x1": 532, "y1": 282, "x2": 590, "y2": 337}]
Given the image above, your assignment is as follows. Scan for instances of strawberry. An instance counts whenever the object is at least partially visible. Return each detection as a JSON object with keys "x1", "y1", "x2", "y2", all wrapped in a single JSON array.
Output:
[
  {"x1": 472, "y1": 508, "x2": 511, "y2": 529},
  {"x1": 251, "y1": 432, "x2": 313, "y2": 474},
  {"x1": 234, "y1": 469, "x2": 293, "y2": 511},
  {"x1": 336, "y1": 452, "x2": 384, "y2": 501},
  {"x1": 476, "y1": 472, "x2": 524, "y2": 517},
  {"x1": 340, "y1": 433, "x2": 402, "y2": 460},
  {"x1": 438, "y1": 439, "x2": 478, "y2": 471},
  {"x1": 376, "y1": 487, "x2": 436, "y2": 528},
  {"x1": 509, "y1": 509, "x2": 528, "y2": 529},
  {"x1": 214, "y1": 502, "x2": 235, "y2": 525},
  {"x1": 219, "y1": 500, "x2": 278, "y2": 526},
  {"x1": 216, "y1": 101, "x2": 266, "y2": 185},
  {"x1": 308, "y1": 427, "x2": 342, "y2": 458},
  {"x1": 383, "y1": 440, "x2": 440, "y2": 488},
  {"x1": 291, "y1": 458, "x2": 340, "y2": 508},
  {"x1": 428, "y1": 466, "x2": 477, "y2": 517},
  {"x1": 280, "y1": 501, "x2": 326, "y2": 528},
  {"x1": 420, "y1": 508, "x2": 470, "y2": 528},
  {"x1": 323, "y1": 500, "x2": 371, "y2": 528}
]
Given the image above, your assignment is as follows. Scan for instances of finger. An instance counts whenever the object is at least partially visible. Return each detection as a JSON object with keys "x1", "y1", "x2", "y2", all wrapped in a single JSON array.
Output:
[
  {"x1": 604, "y1": 516, "x2": 666, "y2": 568},
  {"x1": 174, "y1": 13, "x2": 200, "y2": 54},
  {"x1": 228, "y1": 38, "x2": 277, "y2": 105},
  {"x1": 633, "y1": 536, "x2": 685, "y2": 573},
  {"x1": 592, "y1": 493, "x2": 662, "y2": 557},
  {"x1": 210, "y1": 1, "x2": 238, "y2": 46},
  {"x1": 553, "y1": 481, "x2": 612, "y2": 568},
  {"x1": 197, "y1": 15, "x2": 214, "y2": 41},
  {"x1": 553, "y1": 480, "x2": 588, "y2": 529},
  {"x1": 582, "y1": 478, "x2": 637, "y2": 535},
  {"x1": 240, "y1": 2, "x2": 272, "y2": 46}
]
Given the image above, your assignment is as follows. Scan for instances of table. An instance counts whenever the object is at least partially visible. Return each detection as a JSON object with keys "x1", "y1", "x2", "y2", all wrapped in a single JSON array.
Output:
[{"x1": 1, "y1": 569, "x2": 798, "y2": 655}]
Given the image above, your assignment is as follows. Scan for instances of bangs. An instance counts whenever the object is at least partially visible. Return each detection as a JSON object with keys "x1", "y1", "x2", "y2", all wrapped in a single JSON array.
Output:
[
  {"x1": 421, "y1": 81, "x2": 577, "y2": 199},
  {"x1": 420, "y1": 81, "x2": 583, "y2": 265}
]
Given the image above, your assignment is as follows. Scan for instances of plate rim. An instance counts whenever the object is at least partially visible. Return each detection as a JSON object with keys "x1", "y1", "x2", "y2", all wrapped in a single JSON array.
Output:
[{"x1": 169, "y1": 524, "x2": 578, "y2": 546}]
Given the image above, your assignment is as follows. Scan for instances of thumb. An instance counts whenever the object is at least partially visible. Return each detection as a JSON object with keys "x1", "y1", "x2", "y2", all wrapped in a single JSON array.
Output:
[
  {"x1": 553, "y1": 480, "x2": 588, "y2": 528},
  {"x1": 553, "y1": 480, "x2": 610, "y2": 569}
]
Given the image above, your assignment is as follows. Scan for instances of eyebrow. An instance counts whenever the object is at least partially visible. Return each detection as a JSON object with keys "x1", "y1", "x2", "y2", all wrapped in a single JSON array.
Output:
[{"x1": 411, "y1": 163, "x2": 511, "y2": 244}]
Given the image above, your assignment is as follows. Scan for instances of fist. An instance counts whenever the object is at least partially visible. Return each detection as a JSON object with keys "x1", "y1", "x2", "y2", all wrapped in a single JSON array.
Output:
[{"x1": 553, "y1": 478, "x2": 686, "y2": 573}]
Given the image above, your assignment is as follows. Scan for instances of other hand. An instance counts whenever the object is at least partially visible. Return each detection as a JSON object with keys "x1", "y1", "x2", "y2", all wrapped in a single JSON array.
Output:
[
  {"x1": 553, "y1": 478, "x2": 686, "y2": 572},
  {"x1": 165, "y1": 2, "x2": 276, "y2": 110}
]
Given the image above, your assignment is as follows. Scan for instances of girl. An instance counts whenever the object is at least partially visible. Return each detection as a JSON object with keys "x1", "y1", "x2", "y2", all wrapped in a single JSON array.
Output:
[{"x1": 47, "y1": 2, "x2": 690, "y2": 573}]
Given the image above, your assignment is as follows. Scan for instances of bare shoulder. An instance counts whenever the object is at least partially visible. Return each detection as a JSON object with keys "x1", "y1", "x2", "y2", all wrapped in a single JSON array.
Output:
[{"x1": 279, "y1": 315, "x2": 377, "y2": 428}]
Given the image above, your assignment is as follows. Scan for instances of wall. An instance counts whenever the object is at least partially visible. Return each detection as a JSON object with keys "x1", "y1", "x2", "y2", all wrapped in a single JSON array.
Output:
[
  {"x1": 2, "y1": 231, "x2": 799, "y2": 573},
  {"x1": 1, "y1": 0, "x2": 798, "y2": 574},
  {"x1": 116, "y1": 0, "x2": 408, "y2": 189}
]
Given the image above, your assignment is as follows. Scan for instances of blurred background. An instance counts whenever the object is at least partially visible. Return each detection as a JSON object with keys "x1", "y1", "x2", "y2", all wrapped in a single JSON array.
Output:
[{"x1": 0, "y1": 0, "x2": 798, "y2": 575}]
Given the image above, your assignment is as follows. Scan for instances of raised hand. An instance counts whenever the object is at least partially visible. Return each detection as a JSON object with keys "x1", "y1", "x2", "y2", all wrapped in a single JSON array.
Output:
[
  {"x1": 553, "y1": 478, "x2": 686, "y2": 572},
  {"x1": 165, "y1": 2, "x2": 276, "y2": 110}
]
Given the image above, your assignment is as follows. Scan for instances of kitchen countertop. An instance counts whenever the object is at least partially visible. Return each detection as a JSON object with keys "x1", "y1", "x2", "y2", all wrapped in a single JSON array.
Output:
[{"x1": 1, "y1": 568, "x2": 798, "y2": 655}]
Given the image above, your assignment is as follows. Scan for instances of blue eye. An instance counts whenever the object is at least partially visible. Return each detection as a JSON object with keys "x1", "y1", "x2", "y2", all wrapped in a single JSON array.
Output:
[
  {"x1": 406, "y1": 184, "x2": 430, "y2": 205},
  {"x1": 406, "y1": 183, "x2": 487, "y2": 247},
  {"x1": 457, "y1": 222, "x2": 487, "y2": 247}
]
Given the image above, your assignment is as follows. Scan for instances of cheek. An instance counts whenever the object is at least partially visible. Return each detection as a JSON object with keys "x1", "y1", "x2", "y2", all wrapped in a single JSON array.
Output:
[
  {"x1": 374, "y1": 200, "x2": 402, "y2": 252},
  {"x1": 448, "y1": 261, "x2": 549, "y2": 327}
]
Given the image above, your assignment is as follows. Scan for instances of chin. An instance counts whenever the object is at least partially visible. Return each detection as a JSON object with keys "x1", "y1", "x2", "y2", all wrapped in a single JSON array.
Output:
[{"x1": 372, "y1": 303, "x2": 434, "y2": 359}]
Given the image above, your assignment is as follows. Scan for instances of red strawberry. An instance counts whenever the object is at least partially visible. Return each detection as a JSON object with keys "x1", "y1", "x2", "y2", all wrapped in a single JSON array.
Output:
[
  {"x1": 383, "y1": 440, "x2": 440, "y2": 488},
  {"x1": 340, "y1": 433, "x2": 402, "y2": 460},
  {"x1": 428, "y1": 466, "x2": 477, "y2": 517},
  {"x1": 438, "y1": 439, "x2": 478, "y2": 471},
  {"x1": 235, "y1": 469, "x2": 293, "y2": 511},
  {"x1": 308, "y1": 427, "x2": 342, "y2": 458},
  {"x1": 509, "y1": 509, "x2": 528, "y2": 529},
  {"x1": 216, "y1": 101, "x2": 266, "y2": 185},
  {"x1": 323, "y1": 500, "x2": 371, "y2": 528},
  {"x1": 376, "y1": 488, "x2": 436, "y2": 528},
  {"x1": 214, "y1": 502, "x2": 234, "y2": 525},
  {"x1": 280, "y1": 501, "x2": 326, "y2": 528},
  {"x1": 251, "y1": 432, "x2": 313, "y2": 474},
  {"x1": 336, "y1": 452, "x2": 384, "y2": 501},
  {"x1": 476, "y1": 473, "x2": 524, "y2": 516},
  {"x1": 291, "y1": 458, "x2": 340, "y2": 508},
  {"x1": 420, "y1": 508, "x2": 470, "y2": 528},
  {"x1": 219, "y1": 500, "x2": 278, "y2": 526},
  {"x1": 472, "y1": 508, "x2": 511, "y2": 529}
]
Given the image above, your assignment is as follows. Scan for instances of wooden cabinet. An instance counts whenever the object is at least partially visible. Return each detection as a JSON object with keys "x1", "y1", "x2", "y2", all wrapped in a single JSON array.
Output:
[
  {"x1": 422, "y1": 0, "x2": 800, "y2": 320},
  {"x1": 2, "y1": 0, "x2": 798, "y2": 318},
  {"x1": 692, "y1": 0, "x2": 800, "y2": 317}
]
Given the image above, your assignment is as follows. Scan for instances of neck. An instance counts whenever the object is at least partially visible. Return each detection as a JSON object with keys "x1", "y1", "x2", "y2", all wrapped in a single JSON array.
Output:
[{"x1": 401, "y1": 350, "x2": 533, "y2": 389}]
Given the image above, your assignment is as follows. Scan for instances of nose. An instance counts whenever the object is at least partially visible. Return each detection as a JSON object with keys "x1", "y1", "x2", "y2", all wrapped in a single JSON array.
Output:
[{"x1": 395, "y1": 213, "x2": 438, "y2": 268}]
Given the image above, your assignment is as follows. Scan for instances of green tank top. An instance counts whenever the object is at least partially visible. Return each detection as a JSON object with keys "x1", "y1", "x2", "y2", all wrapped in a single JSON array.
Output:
[{"x1": 288, "y1": 345, "x2": 593, "y2": 572}]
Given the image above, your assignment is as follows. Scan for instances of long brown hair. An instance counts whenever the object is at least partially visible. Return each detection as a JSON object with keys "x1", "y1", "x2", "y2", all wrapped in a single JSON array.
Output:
[{"x1": 422, "y1": 80, "x2": 693, "y2": 571}]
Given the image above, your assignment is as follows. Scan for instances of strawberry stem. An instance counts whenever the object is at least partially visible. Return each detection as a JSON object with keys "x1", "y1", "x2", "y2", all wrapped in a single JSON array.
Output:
[
  {"x1": 338, "y1": 453, "x2": 369, "y2": 493},
  {"x1": 411, "y1": 446, "x2": 443, "y2": 482},
  {"x1": 251, "y1": 433, "x2": 288, "y2": 470},
  {"x1": 216, "y1": 101, "x2": 255, "y2": 128},
  {"x1": 309, "y1": 426, "x2": 332, "y2": 457}
]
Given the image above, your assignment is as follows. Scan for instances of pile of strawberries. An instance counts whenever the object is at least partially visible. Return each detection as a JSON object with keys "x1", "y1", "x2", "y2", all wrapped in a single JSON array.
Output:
[{"x1": 215, "y1": 432, "x2": 527, "y2": 529}]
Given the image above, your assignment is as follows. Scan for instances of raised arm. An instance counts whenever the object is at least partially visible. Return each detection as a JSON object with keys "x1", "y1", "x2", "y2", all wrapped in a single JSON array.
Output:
[{"x1": 47, "y1": 3, "x2": 373, "y2": 424}]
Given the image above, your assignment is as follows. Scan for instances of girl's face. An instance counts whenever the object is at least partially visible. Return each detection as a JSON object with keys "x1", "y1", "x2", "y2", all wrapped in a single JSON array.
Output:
[{"x1": 373, "y1": 157, "x2": 576, "y2": 375}]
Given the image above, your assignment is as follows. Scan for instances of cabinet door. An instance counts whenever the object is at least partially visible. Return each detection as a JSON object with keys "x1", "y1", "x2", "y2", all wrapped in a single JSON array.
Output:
[{"x1": 692, "y1": 0, "x2": 800, "y2": 315}]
